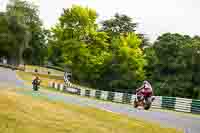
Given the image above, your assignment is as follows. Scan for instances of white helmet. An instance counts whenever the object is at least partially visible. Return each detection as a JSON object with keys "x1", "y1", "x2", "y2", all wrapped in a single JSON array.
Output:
[{"x1": 143, "y1": 80, "x2": 149, "y2": 84}]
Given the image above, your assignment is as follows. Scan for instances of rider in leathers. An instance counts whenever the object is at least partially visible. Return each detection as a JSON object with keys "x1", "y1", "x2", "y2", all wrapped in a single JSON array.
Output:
[{"x1": 136, "y1": 81, "x2": 153, "y2": 102}]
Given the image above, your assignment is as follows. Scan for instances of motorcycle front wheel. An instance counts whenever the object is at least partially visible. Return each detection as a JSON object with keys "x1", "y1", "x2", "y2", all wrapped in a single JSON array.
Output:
[
  {"x1": 144, "y1": 97, "x2": 152, "y2": 110},
  {"x1": 144, "y1": 103, "x2": 151, "y2": 110}
]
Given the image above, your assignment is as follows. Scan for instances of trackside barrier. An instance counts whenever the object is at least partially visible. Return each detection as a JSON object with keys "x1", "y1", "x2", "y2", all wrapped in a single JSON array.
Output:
[
  {"x1": 89, "y1": 90, "x2": 96, "y2": 98},
  {"x1": 100, "y1": 91, "x2": 109, "y2": 100},
  {"x1": 152, "y1": 96, "x2": 162, "y2": 109},
  {"x1": 80, "y1": 89, "x2": 86, "y2": 96},
  {"x1": 114, "y1": 92, "x2": 123, "y2": 103},
  {"x1": 191, "y1": 99, "x2": 200, "y2": 113},
  {"x1": 49, "y1": 81, "x2": 200, "y2": 114}
]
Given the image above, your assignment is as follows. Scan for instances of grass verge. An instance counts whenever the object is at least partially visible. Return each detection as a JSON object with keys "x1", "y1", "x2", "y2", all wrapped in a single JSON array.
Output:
[
  {"x1": 0, "y1": 89, "x2": 182, "y2": 133},
  {"x1": 16, "y1": 70, "x2": 64, "y2": 87},
  {"x1": 24, "y1": 65, "x2": 64, "y2": 76}
]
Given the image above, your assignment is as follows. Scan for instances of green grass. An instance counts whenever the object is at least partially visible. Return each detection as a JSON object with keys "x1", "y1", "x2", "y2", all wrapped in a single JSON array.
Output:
[
  {"x1": 16, "y1": 70, "x2": 64, "y2": 87},
  {"x1": 25, "y1": 65, "x2": 64, "y2": 76},
  {"x1": 0, "y1": 89, "x2": 182, "y2": 133},
  {"x1": 17, "y1": 70, "x2": 95, "y2": 91}
]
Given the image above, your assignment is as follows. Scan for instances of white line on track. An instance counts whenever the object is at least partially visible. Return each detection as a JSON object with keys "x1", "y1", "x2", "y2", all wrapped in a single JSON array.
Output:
[{"x1": 99, "y1": 107, "x2": 120, "y2": 115}]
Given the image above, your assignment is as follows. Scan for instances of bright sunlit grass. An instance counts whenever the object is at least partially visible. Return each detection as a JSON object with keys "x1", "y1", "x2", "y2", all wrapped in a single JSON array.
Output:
[{"x1": 0, "y1": 89, "x2": 182, "y2": 133}]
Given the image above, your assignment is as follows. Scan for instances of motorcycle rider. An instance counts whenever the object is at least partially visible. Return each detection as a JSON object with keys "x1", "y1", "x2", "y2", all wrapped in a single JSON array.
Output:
[
  {"x1": 136, "y1": 80, "x2": 153, "y2": 102},
  {"x1": 32, "y1": 76, "x2": 41, "y2": 91}
]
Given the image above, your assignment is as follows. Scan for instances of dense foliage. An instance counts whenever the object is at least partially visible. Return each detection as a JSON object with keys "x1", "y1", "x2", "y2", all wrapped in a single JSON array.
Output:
[
  {"x1": 48, "y1": 5, "x2": 145, "y2": 91},
  {"x1": 0, "y1": 0, "x2": 48, "y2": 65},
  {"x1": 145, "y1": 33, "x2": 200, "y2": 98},
  {"x1": 1, "y1": 1, "x2": 200, "y2": 98}
]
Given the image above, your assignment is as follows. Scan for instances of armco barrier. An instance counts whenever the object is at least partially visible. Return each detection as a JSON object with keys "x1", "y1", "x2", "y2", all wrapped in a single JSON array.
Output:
[
  {"x1": 152, "y1": 96, "x2": 162, "y2": 109},
  {"x1": 162, "y1": 97, "x2": 176, "y2": 110},
  {"x1": 191, "y1": 99, "x2": 200, "y2": 113},
  {"x1": 49, "y1": 81, "x2": 200, "y2": 114}
]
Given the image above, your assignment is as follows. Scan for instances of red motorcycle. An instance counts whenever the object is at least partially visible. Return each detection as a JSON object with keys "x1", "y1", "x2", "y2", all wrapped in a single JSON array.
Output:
[{"x1": 133, "y1": 90, "x2": 155, "y2": 110}]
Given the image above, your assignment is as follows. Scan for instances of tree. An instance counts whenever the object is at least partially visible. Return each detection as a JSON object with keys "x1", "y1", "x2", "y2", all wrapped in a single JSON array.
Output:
[
  {"x1": 28, "y1": 28, "x2": 49, "y2": 65},
  {"x1": 0, "y1": 12, "x2": 9, "y2": 54},
  {"x1": 100, "y1": 33, "x2": 146, "y2": 91},
  {"x1": 6, "y1": 0, "x2": 48, "y2": 65},
  {"x1": 50, "y1": 5, "x2": 111, "y2": 87},
  {"x1": 49, "y1": 5, "x2": 146, "y2": 91},
  {"x1": 146, "y1": 33, "x2": 200, "y2": 98},
  {"x1": 182, "y1": 37, "x2": 200, "y2": 98},
  {"x1": 58, "y1": 5, "x2": 98, "y2": 41},
  {"x1": 137, "y1": 33, "x2": 151, "y2": 49},
  {"x1": 0, "y1": 9, "x2": 29, "y2": 65},
  {"x1": 101, "y1": 13, "x2": 137, "y2": 37},
  {"x1": 100, "y1": 13, "x2": 150, "y2": 48}
]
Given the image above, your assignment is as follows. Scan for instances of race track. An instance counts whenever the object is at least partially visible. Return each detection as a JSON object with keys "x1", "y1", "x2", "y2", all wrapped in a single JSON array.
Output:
[
  {"x1": 0, "y1": 67, "x2": 24, "y2": 88},
  {"x1": 0, "y1": 67, "x2": 199, "y2": 133}
]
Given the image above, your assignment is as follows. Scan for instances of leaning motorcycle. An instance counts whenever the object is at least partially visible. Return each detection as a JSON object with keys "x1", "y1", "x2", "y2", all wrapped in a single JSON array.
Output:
[{"x1": 133, "y1": 92, "x2": 154, "y2": 110}]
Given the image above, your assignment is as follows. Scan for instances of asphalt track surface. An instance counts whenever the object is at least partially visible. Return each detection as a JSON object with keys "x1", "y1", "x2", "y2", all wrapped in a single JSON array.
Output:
[
  {"x1": 0, "y1": 67, "x2": 199, "y2": 133},
  {"x1": 0, "y1": 67, "x2": 24, "y2": 88}
]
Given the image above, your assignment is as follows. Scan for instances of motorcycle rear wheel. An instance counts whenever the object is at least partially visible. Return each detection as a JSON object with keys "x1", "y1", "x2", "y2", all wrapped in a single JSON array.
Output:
[{"x1": 134, "y1": 100, "x2": 138, "y2": 108}]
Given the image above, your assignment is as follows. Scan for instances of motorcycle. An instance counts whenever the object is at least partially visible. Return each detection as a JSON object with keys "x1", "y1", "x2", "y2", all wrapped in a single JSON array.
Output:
[
  {"x1": 32, "y1": 78, "x2": 41, "y2": 91},
  {"x1": 133, "y1": 91, "x2": 155, "y2": 110}
]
